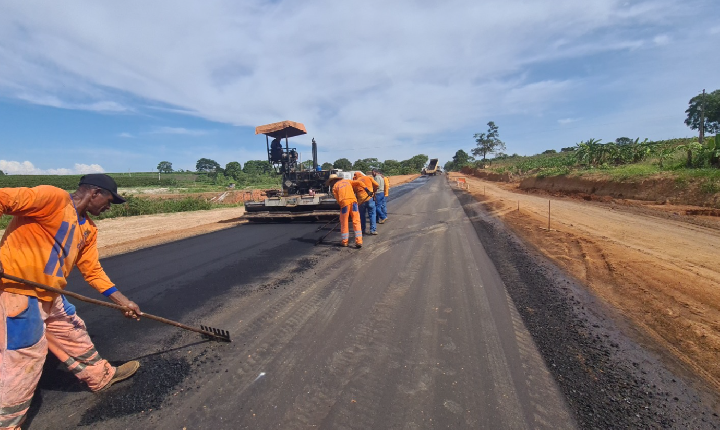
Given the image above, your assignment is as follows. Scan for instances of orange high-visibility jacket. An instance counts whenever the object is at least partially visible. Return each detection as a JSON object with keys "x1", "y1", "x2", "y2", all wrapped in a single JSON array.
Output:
[
  {"x1": 351, "y1": 175, "x2": 379, "y2": 204},
  {"x1": 332, "y1": 179, "x2": 358, "y2": 208},
  {"x1": 0, "y1": 185, "x2": 116, "y2": 301},
  {"x1": 384, "y1": 176, "x2": 390, "y2": 196}
]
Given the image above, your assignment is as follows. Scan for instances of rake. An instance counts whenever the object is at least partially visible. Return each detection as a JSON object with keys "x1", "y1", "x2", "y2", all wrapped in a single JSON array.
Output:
[
  {"x1": 315, "y1": 220, "x2": 340, "y2": 245},
  {"x1": 0, "y1": 273, "x2": 231, "y2": 342},
  {"x1": 315, "y1": 216, "x2": 339, "y2": 232}
]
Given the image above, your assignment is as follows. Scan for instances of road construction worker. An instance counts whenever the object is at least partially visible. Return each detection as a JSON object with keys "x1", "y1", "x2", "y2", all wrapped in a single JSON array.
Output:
[
  {"x1": 0, "y1": 174, "x2": 142, "y2": 429},
  {"x1": 326, "y1": 174, "x2": 362, "y2": 248},
  {"x1": 352, "y1": 172, "x2": 379, "y2": 235},
  {"x1": 372, "y1": 169, "x2": 389, "y2": 223}
]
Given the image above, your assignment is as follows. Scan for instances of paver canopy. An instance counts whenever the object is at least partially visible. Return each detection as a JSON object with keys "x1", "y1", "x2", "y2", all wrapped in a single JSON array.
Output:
[{"x1": 255, "y1": 121, "x2": 307, "y2": 138}]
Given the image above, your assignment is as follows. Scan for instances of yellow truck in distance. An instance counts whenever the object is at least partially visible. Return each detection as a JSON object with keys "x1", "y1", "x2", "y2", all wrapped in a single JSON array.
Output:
[{"x1": 423, "y1": 158, "x2": 439, "y2": 176}]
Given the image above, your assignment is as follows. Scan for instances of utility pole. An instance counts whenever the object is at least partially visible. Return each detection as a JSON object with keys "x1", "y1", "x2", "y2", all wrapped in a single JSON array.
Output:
[{"x1": 700, "y1": 89, "x2": 706, "y2": 145}]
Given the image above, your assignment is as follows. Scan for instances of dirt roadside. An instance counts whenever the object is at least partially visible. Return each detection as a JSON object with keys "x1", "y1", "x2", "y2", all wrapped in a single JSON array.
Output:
[
  {"x1": 448, "y1": 172, "x2": 720, "y2": 397},
  {"x1": 0, "y1": 175, "x2": 419, "y2": 258}
]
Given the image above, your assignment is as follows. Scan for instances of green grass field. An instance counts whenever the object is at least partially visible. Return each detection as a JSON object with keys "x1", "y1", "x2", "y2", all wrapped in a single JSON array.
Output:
[
  {"x1": 486, "y1": 144, "x2": 720, "y2": 184},
  {"x1": 453, "y1": 139, "x2": 720, "y2": 204},
  {"x1": 0, "y1": 171, "x2": 281, "y2": 192}
]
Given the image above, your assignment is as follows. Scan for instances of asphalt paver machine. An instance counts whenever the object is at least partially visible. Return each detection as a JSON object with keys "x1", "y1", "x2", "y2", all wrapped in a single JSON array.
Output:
[{"x1": 243, "y1": 120, "x2": 340, "y2": 221}]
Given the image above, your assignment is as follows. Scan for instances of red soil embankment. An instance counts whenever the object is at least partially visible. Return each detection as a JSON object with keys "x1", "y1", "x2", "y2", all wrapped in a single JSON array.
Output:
[{"x1": 459, "y1": 167, "x2": 720, "y2": 208}]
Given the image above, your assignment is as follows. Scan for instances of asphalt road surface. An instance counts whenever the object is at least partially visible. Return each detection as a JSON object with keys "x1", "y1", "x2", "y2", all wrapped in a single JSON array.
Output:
[{"x1": 25, "y1": 176, "x2": 719, "y2": 429}]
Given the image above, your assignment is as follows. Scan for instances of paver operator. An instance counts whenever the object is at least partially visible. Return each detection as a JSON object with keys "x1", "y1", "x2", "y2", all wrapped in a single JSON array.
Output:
[
  {"x1": 352, "y1": 172, "x2": 379, "y2": 235},
  {"x1": 326, "y1": 174, "x2": 362, "y2": 248},
  {"x1": 0, "y1": 174, "x2": 142, "y2": 430},
  {"x1": 371, "y1": 169, "x2": 389, "y2": 223}
]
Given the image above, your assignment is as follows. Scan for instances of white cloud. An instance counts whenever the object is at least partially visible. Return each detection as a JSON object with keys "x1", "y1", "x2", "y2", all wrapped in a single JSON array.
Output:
[
  {"x1": 558, "y1": 118, "x2": 581, "y2": 125},
  {"x1": 16, "y1": 93, "x2": 128, "y2": 112},
  {"x1": 0, "y1": 0, "x2": 716, "y2": 161},
  {"x1": 653, "y1": 34, "x2": 671, "y2": 45},
  {"x1": 0, "y1": 161, "x2": 40, "y2": 175},
  {"x1": 71, "y1": 163, "x2": 105, "y2": 174},
  {"x1": 118, "y1": 132, "x2": 135, "y2": 138},
  {"x1": 0, "y1": 160, "x2": 105, "y2": 175},
  {"x1": 149, "y1": 127, "x2": 211, "y2": 136}
]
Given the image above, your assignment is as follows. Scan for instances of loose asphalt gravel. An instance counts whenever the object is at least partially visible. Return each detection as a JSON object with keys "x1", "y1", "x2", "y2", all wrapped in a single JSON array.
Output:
[{"x1": 22, "y1": 176, "x2": 720, "y2": 429}]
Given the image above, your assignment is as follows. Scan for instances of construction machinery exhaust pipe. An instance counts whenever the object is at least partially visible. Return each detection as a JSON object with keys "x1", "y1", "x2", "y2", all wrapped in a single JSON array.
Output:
[{"x1": 312, "y1": 138, "x2": 318, "y2": 171}]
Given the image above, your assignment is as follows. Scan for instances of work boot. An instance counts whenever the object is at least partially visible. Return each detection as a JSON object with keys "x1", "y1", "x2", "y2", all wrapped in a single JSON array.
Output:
[
  {"x1": 340, "y1": 242, "x2": 349, "y2": 247},
  {"x1": 378, "y1": 219, "x2": 386, "y2": 224},
  {"x1": 97, "y1": 360, "x2": 140, "y2": 392},
  {"x1": 369, "y1": 231, "x2": 378, "y2": 235},
  {"x1": 355, "y1": 242, "x2": 362, "y2": 249}
]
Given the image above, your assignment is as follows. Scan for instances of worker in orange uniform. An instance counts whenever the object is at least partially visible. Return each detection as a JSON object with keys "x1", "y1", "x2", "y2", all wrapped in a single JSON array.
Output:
[
  {"x1": 326, "y1": 174, "x2": 362, "y2": 248},
  {"x1": 0, "y1": 174, "x2": 143, "y2": 430},
  {"x1": 352, "y1": 172, "x2": 379, "y2": 235}
]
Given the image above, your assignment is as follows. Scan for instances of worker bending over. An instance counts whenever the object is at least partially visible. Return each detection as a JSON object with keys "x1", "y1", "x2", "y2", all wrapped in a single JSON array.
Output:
[
  {"x1": 326, "y1": 174, "x2": 362, "y2": 248},
  {"x1": 0, "y1": 174, "x2": 142, "y2": 430},
  {"x1": 352, "y1": 172, "x2": 379, "y2": 235},
  {"x1": 372, "y1": 169, "x2": 389, "y2": 223}
]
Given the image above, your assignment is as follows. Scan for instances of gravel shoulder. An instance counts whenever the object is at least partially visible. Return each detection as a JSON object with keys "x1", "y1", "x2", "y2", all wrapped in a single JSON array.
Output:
[
  {"x1": 453, "y1": 187, "x2": 720, "y2": 428},
  {"x1": 448, "y1": 172, "x2": 720, "y2": 410}
]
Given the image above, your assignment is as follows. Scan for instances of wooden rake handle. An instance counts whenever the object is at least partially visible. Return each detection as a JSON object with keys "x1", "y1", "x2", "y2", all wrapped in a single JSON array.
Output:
[{"x1": 0, "y1": 273, "x2": 230, "y2": 342}]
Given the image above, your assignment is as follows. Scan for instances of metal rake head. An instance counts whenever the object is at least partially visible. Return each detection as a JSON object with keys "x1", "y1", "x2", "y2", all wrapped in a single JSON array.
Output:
[{"x1": 200, "y1": 325, "x2": 232, "y2": 342}]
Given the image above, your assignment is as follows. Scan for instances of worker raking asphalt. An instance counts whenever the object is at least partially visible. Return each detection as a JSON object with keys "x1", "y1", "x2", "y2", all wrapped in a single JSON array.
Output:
[{"x1": 0, "y1": 175, "x2": 149, "y2": 430}]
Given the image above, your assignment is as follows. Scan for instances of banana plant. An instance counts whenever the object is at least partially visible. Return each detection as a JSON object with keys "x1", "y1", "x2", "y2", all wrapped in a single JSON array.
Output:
[
  {"x1": 704, "y1": 136, "x2": 720, "y2": 166},
  {"x1": 657, "y1": 142, "x2": 686, "y2": 168}
]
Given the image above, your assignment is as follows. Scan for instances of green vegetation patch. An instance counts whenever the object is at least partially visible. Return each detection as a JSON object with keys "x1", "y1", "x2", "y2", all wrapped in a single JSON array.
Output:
[
  {"x1": 0, "y1": 173, "x2": 197, "y2": 190},
  {"x1": 0, "y1": 196, "x2": 237, "y2": 231},
  {"x1": 95, "y1": 195, "x2": 230, "y2": 220},
  {"x1": 0, "y1": 215, "x2": 10, "y2": 230}
]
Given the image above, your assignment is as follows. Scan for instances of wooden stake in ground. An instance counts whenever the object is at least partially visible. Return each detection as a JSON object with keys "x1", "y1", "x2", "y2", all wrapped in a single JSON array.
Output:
[{"x1": 548, "y1": 200, "x2": 551, "y2": 231}]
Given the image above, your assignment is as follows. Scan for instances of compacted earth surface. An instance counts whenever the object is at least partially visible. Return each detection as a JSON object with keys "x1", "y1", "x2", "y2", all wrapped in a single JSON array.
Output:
[{"x1": 8, "y1": 173, "x2": 720, "y2": 429}]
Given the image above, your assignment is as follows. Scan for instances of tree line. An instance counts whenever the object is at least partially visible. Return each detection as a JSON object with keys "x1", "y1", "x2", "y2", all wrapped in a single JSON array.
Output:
[
  {"x1": 155, "y1": 153, "x2": 430, "y2": 185},
  {"x1": 444, "y1": 89, "x2": 720, "y2": 172}
]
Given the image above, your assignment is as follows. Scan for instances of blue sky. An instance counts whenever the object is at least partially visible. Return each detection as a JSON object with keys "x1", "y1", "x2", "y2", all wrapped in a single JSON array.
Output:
[{"x1": 1, "y1": 0, "x2": 718, "y2": 174}]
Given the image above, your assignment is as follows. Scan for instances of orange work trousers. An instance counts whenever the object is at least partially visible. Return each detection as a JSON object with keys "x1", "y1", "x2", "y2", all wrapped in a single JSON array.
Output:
[
  {"x1": 0, "y1": 291, "x2": 115, "y2": 429},
  {"x1": 339, "y1": 203, "x2": 363, "y2": 246}
]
